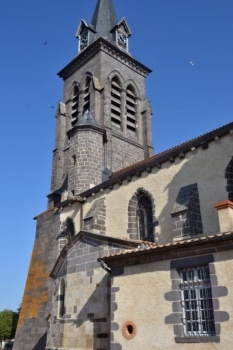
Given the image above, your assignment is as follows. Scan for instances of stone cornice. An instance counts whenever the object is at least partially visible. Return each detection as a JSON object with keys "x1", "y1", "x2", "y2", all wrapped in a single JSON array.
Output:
[
  {"x1": 57, "y1": 38, "x2": 151, "y2": 80},
  {"x1": 214, "y1": 200, "x2": 233, "y2": 210}
]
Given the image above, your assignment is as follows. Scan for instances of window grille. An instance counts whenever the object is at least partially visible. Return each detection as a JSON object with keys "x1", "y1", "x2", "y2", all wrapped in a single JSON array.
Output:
[
  {"x1": 179, "y1": 265, "x2": 215, "y2": 336},
  {"x1": 111, "y1": 78, "x2": 122, "y2": 128}
]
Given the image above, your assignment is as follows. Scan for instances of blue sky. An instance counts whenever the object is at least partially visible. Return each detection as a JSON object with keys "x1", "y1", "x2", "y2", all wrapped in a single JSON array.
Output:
[{"x1": 0, "y1": 0, "x2": 233, "y2": 312}]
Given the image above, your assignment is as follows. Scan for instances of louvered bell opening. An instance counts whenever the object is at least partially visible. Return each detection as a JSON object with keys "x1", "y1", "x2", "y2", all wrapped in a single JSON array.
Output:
[
  {"x1": 111, "y1": 108, "x2": 121, "y2": 128},
  {"x1": 126, "y1": 89, "x2": 136, "y2": 132},
  {"x1": 111, "y1": 79, "x2": 122, "y2": 128},
  {"x1": 72, "y1": 87, "x2": 79, "y2": 121},
  {"x1": 83, "y1": 88, "x2": 90, "y2": 114}
]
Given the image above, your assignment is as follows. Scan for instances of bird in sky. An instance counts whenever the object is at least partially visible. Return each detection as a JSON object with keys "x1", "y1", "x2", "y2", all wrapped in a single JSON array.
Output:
[{"x1": 189, "y1": 60, "x2": 195, "y2": 66}]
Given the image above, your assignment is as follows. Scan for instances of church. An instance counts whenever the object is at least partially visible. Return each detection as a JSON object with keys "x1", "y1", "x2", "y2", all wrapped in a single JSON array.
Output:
[{"x1": 14, "y1": 1, "x2": 233, "y2": 349}]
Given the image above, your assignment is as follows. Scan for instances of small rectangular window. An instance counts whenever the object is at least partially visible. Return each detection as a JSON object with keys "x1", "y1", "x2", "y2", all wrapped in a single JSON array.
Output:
[{"x1": 179, "y1": 265, "x2": 215, "y2": 337}]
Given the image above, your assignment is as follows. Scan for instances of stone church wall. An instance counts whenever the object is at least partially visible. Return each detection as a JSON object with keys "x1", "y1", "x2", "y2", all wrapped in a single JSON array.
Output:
[
  {"x1": 14, "y1": 210, "x2": 60, "y2": 350},
  {"x1": 47, "y1": 236, "x2": 136, "y2": 350},
  {"x1": 99, "y1": 133, "x2": 233, "y2": 243},
  {"x1": 109, "y1": 250, "x2": 233, "y2": 350}
]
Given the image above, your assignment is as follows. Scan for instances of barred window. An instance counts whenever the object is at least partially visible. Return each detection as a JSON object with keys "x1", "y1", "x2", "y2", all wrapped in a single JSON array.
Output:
[{"x1": 179, "y1": 265, "x2": 215, "y2": 336}]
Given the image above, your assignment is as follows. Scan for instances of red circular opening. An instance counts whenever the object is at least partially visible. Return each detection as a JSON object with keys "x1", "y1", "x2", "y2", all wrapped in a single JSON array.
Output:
[{"x1": 122, "y1": 321, "x2": 137, "y2": 340}]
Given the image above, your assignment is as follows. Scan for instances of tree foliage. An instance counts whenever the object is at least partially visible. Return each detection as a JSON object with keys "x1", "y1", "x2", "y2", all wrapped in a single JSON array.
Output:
[{"x1": 0, "y1": 309, "x2": 18, "y2": 339}]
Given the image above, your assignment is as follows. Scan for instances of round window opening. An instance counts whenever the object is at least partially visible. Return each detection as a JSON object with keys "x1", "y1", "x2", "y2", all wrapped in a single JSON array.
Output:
[{"x1": 122, "y1": 321, "x2": 137, "y2": 340}]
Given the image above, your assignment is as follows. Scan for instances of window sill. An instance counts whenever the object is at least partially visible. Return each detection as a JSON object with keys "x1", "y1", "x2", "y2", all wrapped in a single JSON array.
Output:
[{"x1": 175, "y1": 336, "x2": 220, "y2": 343}]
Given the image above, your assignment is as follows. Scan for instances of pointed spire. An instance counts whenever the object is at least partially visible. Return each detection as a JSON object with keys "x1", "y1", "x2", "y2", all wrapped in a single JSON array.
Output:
[
  {"x1": 91, "y1": 0, "x2": 118, "y2": 42},
  {"x1": 76, "y1": 0, "x2": 131, "y2": 53}
]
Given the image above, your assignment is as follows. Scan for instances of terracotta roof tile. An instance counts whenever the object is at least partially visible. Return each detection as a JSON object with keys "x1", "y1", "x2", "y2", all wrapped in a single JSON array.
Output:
[{"x1": 99, "y1": 231, "x2": 233, "y2": 260}]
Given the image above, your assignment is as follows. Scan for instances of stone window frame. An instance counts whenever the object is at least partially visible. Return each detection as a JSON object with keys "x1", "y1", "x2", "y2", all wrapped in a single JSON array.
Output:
[
  {"x1": 179, "y1": 265, "x2": 215, "y2": 336},
  {"x1": 122, "y1": 320, "x2": 137, "y2": 340},
  {"x1": 127, "y1": 188, "x2": 156, "y2": 242},
  {"x1": 170, "y1": 255, "x2": 220, "y2": 343}
]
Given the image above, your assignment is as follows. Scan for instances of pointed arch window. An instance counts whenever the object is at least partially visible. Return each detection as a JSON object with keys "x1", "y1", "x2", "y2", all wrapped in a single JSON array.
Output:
[
  {"x1": 111, "y1": 77, "x2": 122, "y2": 128},
  {"x1": 58, "y1": 279, "x2": 65, "y2": 318},
  {"x1": 83, "y1": 76, "x2": 91, "y2": 114},
  {"x1": 71, "y1": 82, "x2": 79, "y2": 122},
  {"x1": 225, "y1": 156, "x2": 233, "y2": 201},
  {"x1": 126, "y1": 85, "x2": 137, "y2": 132},
  {"x1": 137, "y1": 193, "x2": 154, "y2": 241}
]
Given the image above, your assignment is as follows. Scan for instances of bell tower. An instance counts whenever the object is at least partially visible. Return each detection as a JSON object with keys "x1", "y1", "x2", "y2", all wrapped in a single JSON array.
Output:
[
  {"x1": 49, "y1": 0, "x2": 153, "y2": 206},
  {"x1": 14, "y1": 2, "x2": 154, "y2": 350}
]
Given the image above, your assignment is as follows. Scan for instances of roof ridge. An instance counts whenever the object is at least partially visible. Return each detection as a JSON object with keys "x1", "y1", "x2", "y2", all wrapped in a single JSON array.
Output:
[{"x1": 110, "y1": 121, "x2": 233, "y2": 179}]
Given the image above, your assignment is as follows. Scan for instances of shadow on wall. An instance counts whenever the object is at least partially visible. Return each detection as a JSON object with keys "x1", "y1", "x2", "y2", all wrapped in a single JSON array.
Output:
[
  {"x1": 74, "y1": 274, "x2": 110, "y2": 350},
  {"x1": 32, "y1": 332, "x2": 47, "y2": 350},
  {"x1": 156, "y1": 150, "x2": 230, "y2": 244}
]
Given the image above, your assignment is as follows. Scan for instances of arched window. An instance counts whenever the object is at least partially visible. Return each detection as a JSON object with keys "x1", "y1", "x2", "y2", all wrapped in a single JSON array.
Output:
[
  {"x1": 127, "y1": 189, "x2": 155, "y2": 242},
  {"x1": 126, "y1": 85, "x2": 136, "y2": 132},
  {"x1": 137, "y1": 192, "x2": 154, "y2": 241},
  {"x1": 111, "y1": 77, "x2": 122, "y2": 128},
  {"x1": 58, "y1": 279, "x2": 65, "y2": 318},
  {"x1": 83, "y1": 76, "x2": 91, "y2": 114},
  {"x1": 71, "y1": 82, "x2": 79, "y2": 122},
  {"x1": 225, "y1": 157, "x2": 233, "y2": 201}
]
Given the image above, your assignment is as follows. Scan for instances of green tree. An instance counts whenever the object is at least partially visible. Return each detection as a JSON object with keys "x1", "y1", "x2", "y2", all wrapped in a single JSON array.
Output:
[{"x1": 0, "y1": 309, "x2": 18, "y2": 340}]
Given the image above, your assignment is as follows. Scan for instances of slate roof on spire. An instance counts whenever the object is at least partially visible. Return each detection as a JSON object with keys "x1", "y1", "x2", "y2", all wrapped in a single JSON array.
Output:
[
  {"x1": 76, "y1": 110, "x2": 101, "y2": 128},
  {"x1": 90, "y1": 0, "x2": 118, "y2": 44}
]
